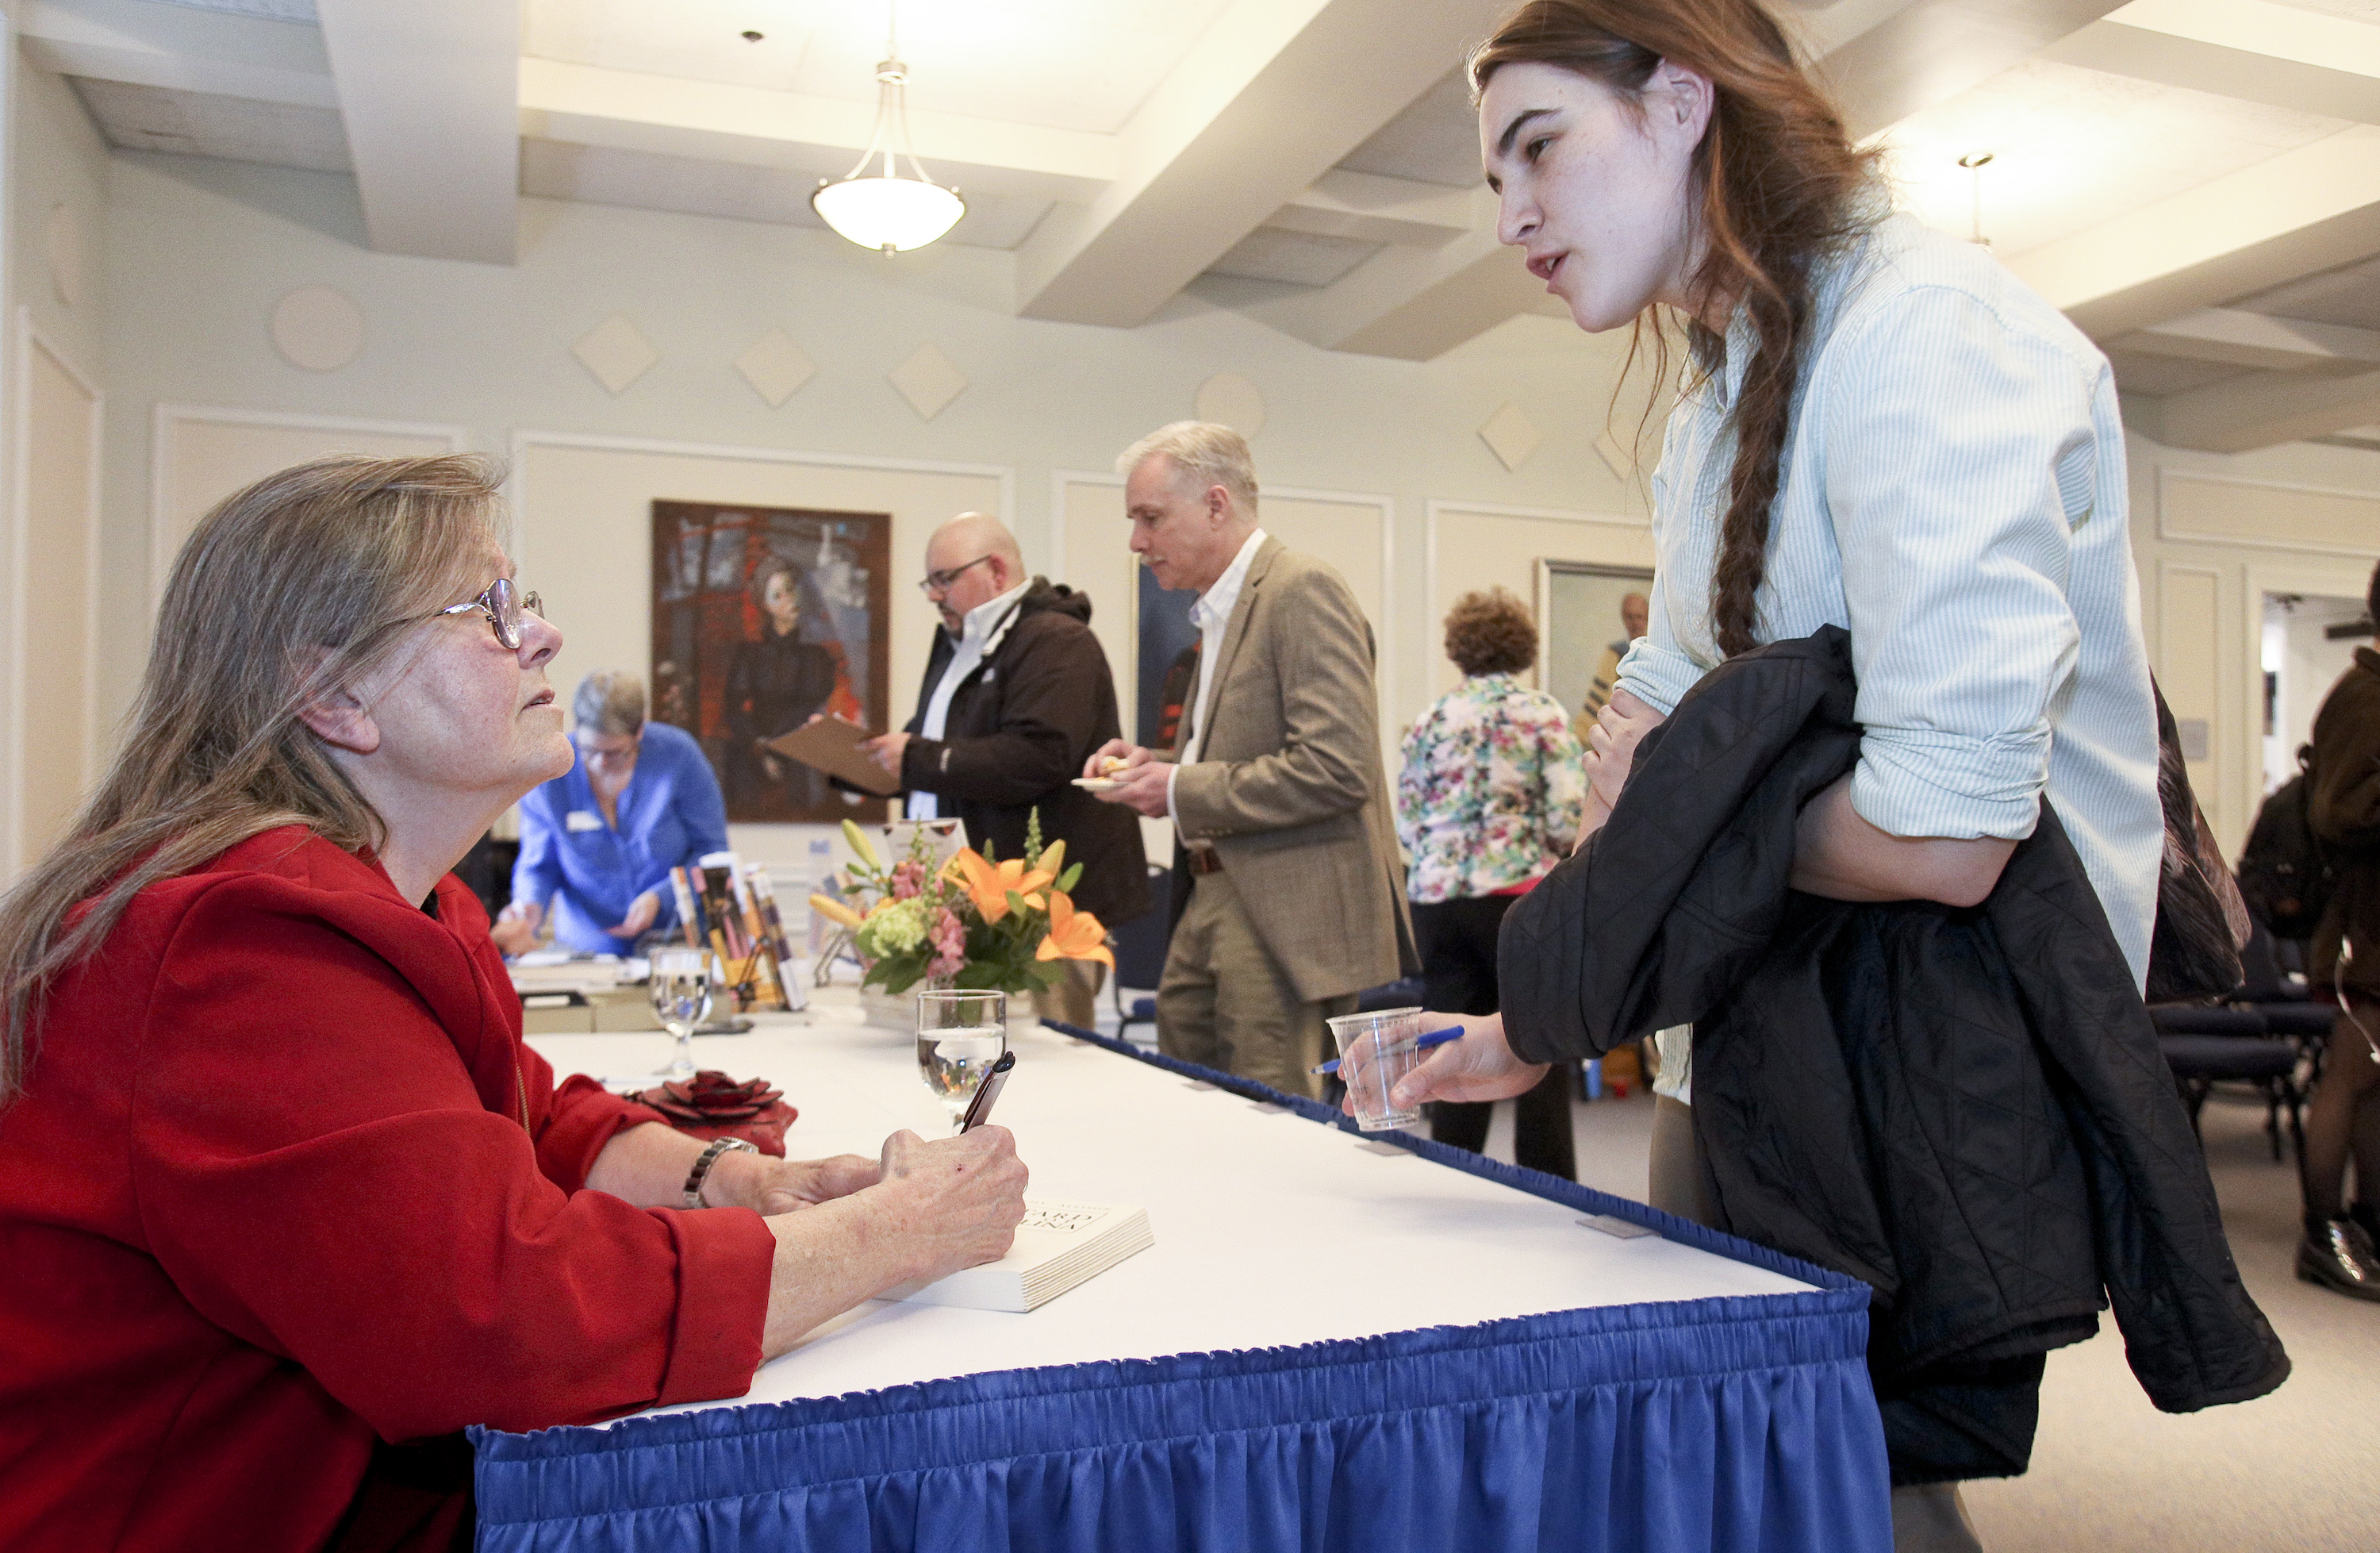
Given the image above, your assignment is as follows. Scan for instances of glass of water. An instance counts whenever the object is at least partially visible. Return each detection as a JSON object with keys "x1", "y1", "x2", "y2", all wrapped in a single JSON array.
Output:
[
  {"x1": 648, "y1": 946, "x2": 713, "y2": 1082},
  {"x1": 916, "y1": 988, "x2": 1007, "y2": 1132}
]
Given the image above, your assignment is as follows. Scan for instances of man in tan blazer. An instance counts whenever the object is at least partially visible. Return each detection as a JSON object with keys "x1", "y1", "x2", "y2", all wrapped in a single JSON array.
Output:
[{"x1": 1088, "y1": 422, "x2": 1418, "y2": 1101}]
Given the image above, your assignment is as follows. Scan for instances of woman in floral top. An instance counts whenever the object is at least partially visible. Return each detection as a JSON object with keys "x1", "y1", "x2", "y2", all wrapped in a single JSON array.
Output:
[{"x1": 1397, "y1": 588, "x2": 1587, "y2": 1178}]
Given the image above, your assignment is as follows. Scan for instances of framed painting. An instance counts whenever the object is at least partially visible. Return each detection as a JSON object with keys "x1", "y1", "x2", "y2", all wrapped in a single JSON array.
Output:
[
  {"x1": 651, "y1": 501, "x2": 892, "y2": 823},
  {"x1": 1535, "y1": 559, "x2": 1655, "y2": 723}
]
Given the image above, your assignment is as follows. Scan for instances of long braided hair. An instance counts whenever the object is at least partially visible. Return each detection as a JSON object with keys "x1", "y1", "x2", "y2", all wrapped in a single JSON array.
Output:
[{"x1": 1472, "y1": 0, "x2": 1879, "y2": 656}]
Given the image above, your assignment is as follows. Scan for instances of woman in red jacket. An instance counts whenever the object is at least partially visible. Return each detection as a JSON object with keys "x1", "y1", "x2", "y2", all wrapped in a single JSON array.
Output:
[{"x1": 0, "y1": 454, "x2": 1027, "y2": 1552}]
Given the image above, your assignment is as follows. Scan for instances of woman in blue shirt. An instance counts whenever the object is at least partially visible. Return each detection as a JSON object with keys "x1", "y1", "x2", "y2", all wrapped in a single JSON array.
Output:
[{"x1": 494, "y1": 670, "x2": 728, "y2": 955}]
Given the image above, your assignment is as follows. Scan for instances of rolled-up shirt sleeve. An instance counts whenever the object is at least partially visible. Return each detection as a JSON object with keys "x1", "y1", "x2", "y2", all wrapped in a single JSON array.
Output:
[
  {"x1": 1613, "y1": 567, "x2": 1706, "y2": 718},
  {"x1": 1821, "y1": 285, "x2": 2086, "y2": 841}
]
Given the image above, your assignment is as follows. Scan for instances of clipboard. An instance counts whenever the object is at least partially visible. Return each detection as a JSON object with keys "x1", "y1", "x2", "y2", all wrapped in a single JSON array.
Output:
[{"x1": 763, "y1": 717, "x2": 900, "y2": 796}]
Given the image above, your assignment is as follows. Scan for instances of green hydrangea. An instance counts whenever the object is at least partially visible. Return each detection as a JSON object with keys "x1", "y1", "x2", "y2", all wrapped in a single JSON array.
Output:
[{"x1": 858, "y1": 897, "x2": 927, "y2": 958}]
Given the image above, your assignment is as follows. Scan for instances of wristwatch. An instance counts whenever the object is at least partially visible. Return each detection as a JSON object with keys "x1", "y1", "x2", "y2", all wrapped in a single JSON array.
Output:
[{"x1": 681, "y1": 1136, "x2": 758, "y2": 1209}]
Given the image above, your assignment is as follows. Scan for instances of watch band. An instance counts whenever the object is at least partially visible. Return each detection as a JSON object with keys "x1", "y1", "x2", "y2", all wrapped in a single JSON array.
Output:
[{"x1": 681, "y1": 1136, "x2": 758, "y2": 1209}]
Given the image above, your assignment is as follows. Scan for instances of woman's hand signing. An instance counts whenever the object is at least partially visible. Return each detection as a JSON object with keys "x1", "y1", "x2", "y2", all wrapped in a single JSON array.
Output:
[
  {"x1": 867, "y1": 1126, "x2": 1031, "y2": 1285},
  {"x1": 1577, "y1": 688, "x2": 1665, "y2": 851},
  {"x1": 704, "y1": 1147, "x2": 881, "y2": 1213},
  {"x1": 1083, "y1": 739, "x2": 1173, "y2": 819}
]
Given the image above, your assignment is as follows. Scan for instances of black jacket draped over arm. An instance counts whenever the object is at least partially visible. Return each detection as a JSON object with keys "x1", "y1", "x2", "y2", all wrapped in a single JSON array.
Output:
[{"x1": 1499, "y1": 629, "x2": 2286, "y2": 1485}]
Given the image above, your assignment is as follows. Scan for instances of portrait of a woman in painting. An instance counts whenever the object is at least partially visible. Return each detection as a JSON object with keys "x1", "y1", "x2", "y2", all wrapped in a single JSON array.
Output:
[{"x1": 722, "y1": 555, "x2": 854, "y2": 817}]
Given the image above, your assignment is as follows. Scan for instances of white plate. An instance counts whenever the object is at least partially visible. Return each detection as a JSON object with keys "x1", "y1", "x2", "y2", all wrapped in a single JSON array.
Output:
[{"x1": 1071, "y1": 776, "x2": 1123, "y2": 791}]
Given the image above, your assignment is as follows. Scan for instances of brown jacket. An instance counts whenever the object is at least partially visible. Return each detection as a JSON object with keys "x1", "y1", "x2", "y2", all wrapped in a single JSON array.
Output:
[
  {"x1": 2309, "y1": 646, "x2": 2380, "y2": 994},
  {"x1": 1167, "y1": 537, "x2": 1419, "y2": 1001}
]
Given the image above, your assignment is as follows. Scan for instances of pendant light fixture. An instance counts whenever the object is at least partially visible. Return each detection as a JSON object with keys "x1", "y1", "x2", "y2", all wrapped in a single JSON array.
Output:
[
  {"x1": 810, "y1": 0, "x2": 965, "y2": 255},
  {"x1": 1956, "y1": 152, "x2": 1994, "y2": 250}
]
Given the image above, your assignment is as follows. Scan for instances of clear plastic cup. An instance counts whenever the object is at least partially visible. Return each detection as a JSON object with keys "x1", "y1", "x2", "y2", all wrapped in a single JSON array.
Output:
[{"x1": 1328, "y1": 1005, "x2": 1426, "y2": 1132}]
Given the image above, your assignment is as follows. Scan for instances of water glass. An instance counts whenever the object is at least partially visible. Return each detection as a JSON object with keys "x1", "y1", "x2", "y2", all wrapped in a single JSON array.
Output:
[
  {"x1": 648, "y1": 946, "x2": 713, "y2": 1081},
  {"x1": 1329, "y1": 1005, "x2": 1426, "y2": 1132},
  {"x1": 916, "y1": 989, "x2": 1007, "y2": 1132}
]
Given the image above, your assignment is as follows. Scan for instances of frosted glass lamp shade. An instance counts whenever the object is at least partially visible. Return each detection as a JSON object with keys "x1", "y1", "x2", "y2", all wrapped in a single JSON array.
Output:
[{"x1": 811, "y1": 176, "x2": 965, "y2": 254}]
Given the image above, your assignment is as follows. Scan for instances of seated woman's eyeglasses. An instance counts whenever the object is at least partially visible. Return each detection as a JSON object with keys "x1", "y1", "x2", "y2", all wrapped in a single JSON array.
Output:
[{"x1": 412, "y1": 577, "x2": 544, "y2": 650}]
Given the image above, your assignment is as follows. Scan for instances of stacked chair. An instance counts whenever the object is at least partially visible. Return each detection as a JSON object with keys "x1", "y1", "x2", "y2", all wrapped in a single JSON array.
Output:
[{"x1": 2150, "y1": 924, "x2": 2327, "y2": 1161}]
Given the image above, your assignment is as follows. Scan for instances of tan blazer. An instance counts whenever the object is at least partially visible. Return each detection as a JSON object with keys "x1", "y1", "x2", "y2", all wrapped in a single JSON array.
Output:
[{"x1": 1169, "y1": 537, "x2": 1419, "y2": 1001}]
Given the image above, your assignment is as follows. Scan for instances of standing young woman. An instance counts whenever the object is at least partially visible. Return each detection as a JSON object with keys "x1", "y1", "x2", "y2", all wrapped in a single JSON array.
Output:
[{"x1": 1392, "y1": 2, "x2": 2167, "y2": 1547}]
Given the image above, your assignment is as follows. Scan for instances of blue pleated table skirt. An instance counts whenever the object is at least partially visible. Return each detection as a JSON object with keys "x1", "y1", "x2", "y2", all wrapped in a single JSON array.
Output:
[{"x1": 476, "y1": 1027, "x2": 1891, "y2": 1553}]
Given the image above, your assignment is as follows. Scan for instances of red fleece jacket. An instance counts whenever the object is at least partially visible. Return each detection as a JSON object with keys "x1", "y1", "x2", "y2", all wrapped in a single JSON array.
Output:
[{"x1": 0, "y1": 828, "x2": 777, "y2": 1551}]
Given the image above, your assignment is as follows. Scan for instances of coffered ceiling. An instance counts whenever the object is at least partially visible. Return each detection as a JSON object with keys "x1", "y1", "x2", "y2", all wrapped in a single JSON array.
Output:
[{"x1": 21, "y1": 0, "x2": 2380, "y2": 453}]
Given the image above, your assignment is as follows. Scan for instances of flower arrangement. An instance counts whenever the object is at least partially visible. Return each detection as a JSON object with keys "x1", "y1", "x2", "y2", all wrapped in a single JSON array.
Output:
[{"x1": 808, "y1": 814, "x2": 1113, "y2": 997}]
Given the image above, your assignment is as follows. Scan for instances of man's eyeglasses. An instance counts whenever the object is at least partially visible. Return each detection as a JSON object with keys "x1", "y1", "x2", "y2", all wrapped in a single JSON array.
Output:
[
  {"x1": 917, "y1": 555, "x2": 994, "y2": 596},
  {"x1": 411, "y1": 577, "x2": 544, "y2": 650}
]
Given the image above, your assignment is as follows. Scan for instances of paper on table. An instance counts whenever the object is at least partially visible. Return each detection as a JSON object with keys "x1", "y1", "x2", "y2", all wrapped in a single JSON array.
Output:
[
  {"x1": 764, "y1": 717, "x2": 900, "y2": 797},
  {"x1": 885, "y1": 1200, "x2": 1153, "y2": 1313}
]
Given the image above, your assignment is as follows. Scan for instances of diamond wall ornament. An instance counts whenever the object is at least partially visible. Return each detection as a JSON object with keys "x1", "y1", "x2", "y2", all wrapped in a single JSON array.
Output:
[
  {"x1": 573, "y1": 314, "x2": 658, "y2": 395},
  {"x1": 889, "y1": 342, "x2": 967, "y2": 421},
  {"x1": 1193, "y1": 371, "x2": 1266, "y2": 438},
  {"x1": 1595, "y1": 429, "x2": 1636, "y2": 480},
  {"x1": 1478, "y1": 402, "x2": 1541, "y2": 472},
  {"x1": 271, "y1": 285, "x2": 364, "y2": 371},
  {"x1": 735, "y1": 329, "x2": 816, "y2": 408}
]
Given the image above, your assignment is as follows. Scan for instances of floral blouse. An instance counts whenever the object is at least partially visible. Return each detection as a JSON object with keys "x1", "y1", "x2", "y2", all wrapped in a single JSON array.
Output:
[{"x1": 1397, "y1": 672, "x2": 1587, "y2": 904}]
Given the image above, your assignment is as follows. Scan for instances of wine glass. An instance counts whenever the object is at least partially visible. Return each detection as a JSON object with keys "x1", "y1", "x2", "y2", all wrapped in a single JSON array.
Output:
[
  {"x1": 647, "y1": 946, "x2": 713, "y2": 1082},
  {"x1": 916, "y1": 988, "x2": 1007, "y2": 1132}
]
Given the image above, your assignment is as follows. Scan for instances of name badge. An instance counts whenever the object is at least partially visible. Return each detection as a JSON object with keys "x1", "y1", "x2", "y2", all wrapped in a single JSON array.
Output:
[{"x1": 566, "y1": 809, "x2": 603, "y2": 832}]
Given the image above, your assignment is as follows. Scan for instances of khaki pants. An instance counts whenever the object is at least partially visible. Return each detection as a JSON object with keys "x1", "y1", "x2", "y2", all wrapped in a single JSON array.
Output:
[
  {"x1": 1648, "y1": 1097, "x2": 1984, "y2": 1553},
  {"x1": 1030, "y1": 957, "x2": 1105, "y2": 1031},
  {"x1": 1157, "y1": 869, "x2": 1355, "y2": 1103}
]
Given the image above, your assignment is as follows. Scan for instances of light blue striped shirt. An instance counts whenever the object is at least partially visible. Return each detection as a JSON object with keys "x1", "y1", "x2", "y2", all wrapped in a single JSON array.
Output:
[{"x1": 1624, "y1": 213, "x2": 2162, "y2": 1102}]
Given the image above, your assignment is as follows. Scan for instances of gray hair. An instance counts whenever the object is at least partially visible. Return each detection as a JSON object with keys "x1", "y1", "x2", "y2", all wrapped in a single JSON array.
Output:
[
  {"x1": 573, "y1": 670, "x2": 647, "y2": 738},
  {"x1": 0, "y1": 452, "x2": 505, "y2": 1104},
  {"x1": 1116, "y1": 421, "x2": 1258, "y2": 516}
]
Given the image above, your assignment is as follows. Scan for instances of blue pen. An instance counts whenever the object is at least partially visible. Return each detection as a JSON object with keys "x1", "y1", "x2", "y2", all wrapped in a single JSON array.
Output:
[{"x1": 1311, "y1": 1025, "x2": 1464, "y2": 1076}]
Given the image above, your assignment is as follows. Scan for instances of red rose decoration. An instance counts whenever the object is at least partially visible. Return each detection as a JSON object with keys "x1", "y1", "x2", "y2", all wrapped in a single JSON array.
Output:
[{"x1": 631, "y1": 1070, "x2": 797, "y2": 1155}]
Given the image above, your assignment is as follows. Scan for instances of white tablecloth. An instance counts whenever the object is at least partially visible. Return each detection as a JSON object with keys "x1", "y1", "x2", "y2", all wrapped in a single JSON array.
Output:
[{"x1": 528, "y1": 998, "x2": 1810, "y2": 1417}]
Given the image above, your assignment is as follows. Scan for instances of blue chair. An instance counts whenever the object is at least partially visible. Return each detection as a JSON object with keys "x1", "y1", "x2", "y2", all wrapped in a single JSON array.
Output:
[
  {"x1": 1109, "y1": 864, "x2": 1171, "y2": 1040},
  {"x1": 2152, "y1": 1001, "x2": 2306, "y2": 1161}
]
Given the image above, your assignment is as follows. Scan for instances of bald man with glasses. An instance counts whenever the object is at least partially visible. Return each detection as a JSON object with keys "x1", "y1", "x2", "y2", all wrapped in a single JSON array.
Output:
[{"x1": 859, "y1": 513, "x2": 1149, "y2": 1026}]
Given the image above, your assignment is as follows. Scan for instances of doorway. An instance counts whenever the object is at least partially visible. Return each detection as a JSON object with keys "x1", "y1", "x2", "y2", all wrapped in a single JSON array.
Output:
[{"x1": 2262, "y1": 591, "x2": 2369, "y2": 794}]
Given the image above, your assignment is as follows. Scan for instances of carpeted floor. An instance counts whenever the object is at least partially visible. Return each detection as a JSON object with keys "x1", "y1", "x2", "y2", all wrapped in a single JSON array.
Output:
[{"x1": 1479, "y1": 1083, "x2": 2380, "y2": 1551}]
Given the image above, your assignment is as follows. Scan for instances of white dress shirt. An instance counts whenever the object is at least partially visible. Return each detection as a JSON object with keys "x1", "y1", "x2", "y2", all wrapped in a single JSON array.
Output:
[
  {"x1": 1166, "y1": 528, "x2": 1269, "y2": 829},
  {"x1": 906, "y1": 578, "x2": 1031, "y2": 821},
  {"x1": 1622, "y1": 214, "x2": 2161, "y2": 1102}
]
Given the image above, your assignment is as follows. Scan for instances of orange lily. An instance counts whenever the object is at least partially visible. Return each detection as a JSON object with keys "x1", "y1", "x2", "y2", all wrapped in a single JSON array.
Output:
[
  {"x1": 945, "y1": 848, "x2": 1055, "y2": 924},
  {"x1": 1036, "y1": 890, "x2": 1113, "y2": 968}
]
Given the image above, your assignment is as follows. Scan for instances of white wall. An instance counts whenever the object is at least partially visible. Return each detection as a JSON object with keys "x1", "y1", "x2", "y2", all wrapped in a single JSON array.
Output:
[
  {"x1": 2126, "y1": 429, "x2": 2380, "y2": 855},
  {"x1": 67, "y1": 121, "x2": 2380, "y2": 878},
  {"x1": 94, "y1": 150, "x2": 1655, "y2": 767},
  {"x1": 3, "y1": 45, "x2": 110, "y2": 874}
]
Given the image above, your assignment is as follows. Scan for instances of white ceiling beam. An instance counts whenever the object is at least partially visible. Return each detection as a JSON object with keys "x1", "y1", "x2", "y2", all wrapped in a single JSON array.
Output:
[
  {"x1": 1236, "y1": 198, "x2": 1563, "y2": 360},
  {"x1": 315, "y1": 0, "x2": 517, "y2": 264},
  {"x1": 18, "y1": 0, "x2": 334, "y2": 108},
  {"x1": 1821, "y1": 0, "x2": 2129, "y2": 137},
  {"x1": 2041, "y1": 18, "x2": 2380, "y2": 124},
  {"x1": 2007, "y1": 125, "x2": 2380, "y2": 340},
  {"x1": 1012, "y1": 0, "x2": 1511, "y2": 329},
  {"x1": 1265, "y1": 169, "x2": 1473, "y2": 248},
  {"x1": 2121, "y1": 309, "x2": 2380, "y2": 372},
  {"x1": 2134, "y1": 361, "x2": 2380, "y2": 453},
  {"x1": 517, "y1": 59, "x2": 1114, "y2": 207},
  {"x1": 1284, "y1": 0, "x2": 2120, "y2": 359}
]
